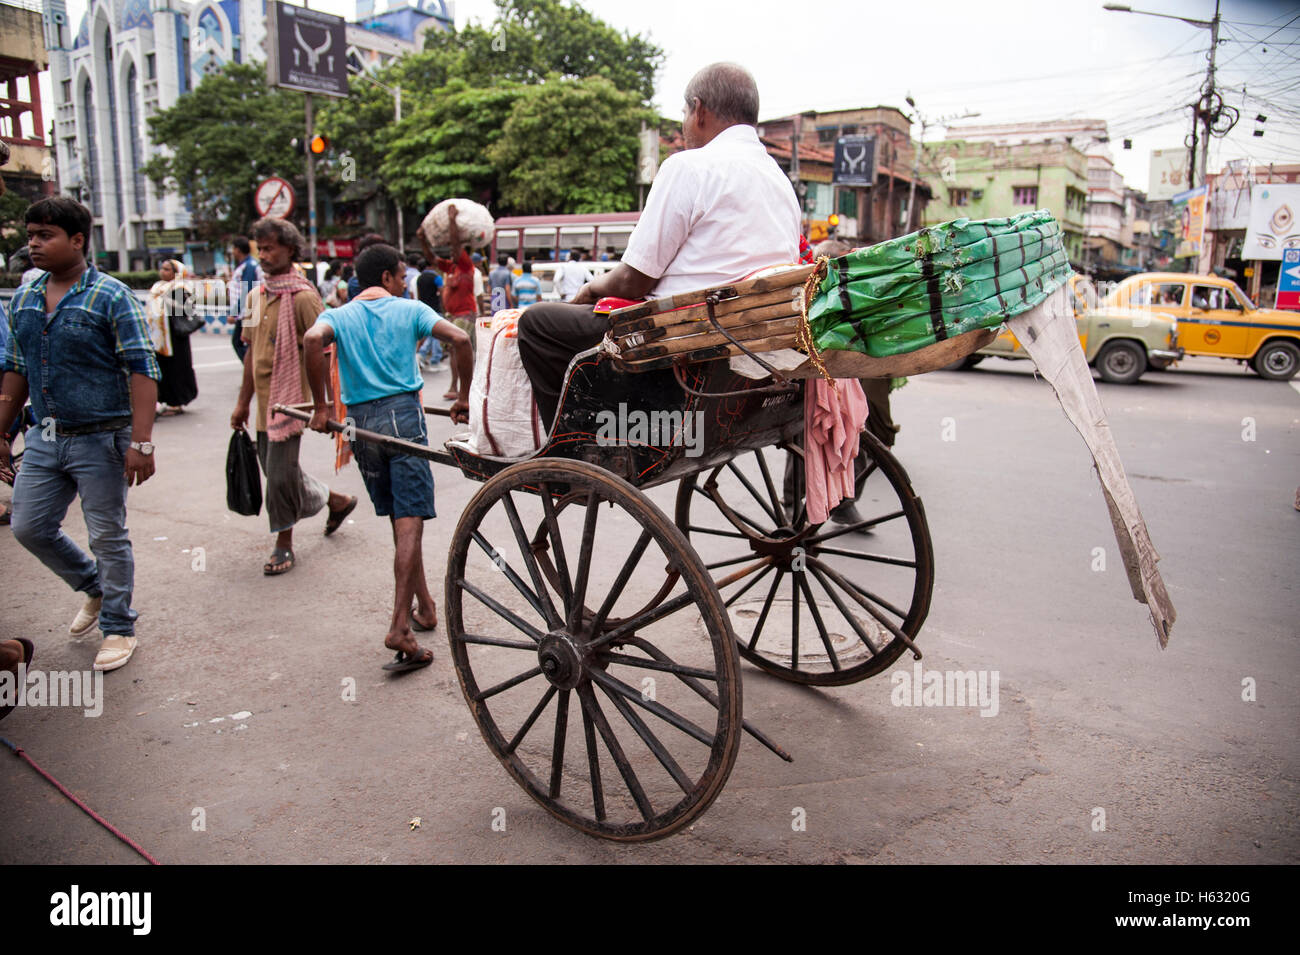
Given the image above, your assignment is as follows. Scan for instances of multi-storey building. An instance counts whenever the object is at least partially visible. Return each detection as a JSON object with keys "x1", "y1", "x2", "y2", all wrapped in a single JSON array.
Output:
[{"x1": 42, "y1": 0, "x2": 452, "y2": 270}]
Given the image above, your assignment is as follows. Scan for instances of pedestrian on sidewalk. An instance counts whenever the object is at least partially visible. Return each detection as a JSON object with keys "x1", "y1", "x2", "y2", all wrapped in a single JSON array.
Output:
[
  {"x1": 302, "y1": 242, "x2": 471, "y2": 671},
  {"x1": 417, "y1": 205, "x2": 477, "y2": 402},
  {"x1": 0, "y1": 197, "x2": 160, "y2": 672},
  {"x1": 148, "y1": 259, "x2": 199, "y2": 416},
  {"x1": 226, "y1": 236, "x2": 260, "y2": 362},
  {"x1": 230, "y1": 217, "x2": 356, "y2": 576}
]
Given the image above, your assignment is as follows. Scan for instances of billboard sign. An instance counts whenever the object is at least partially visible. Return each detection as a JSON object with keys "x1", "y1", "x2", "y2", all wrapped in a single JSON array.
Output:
[
  {"x1": 1276, "y1": 248, "x2": 1300, "y2": 311},
  {"x1": 833, "y1": 135, "x2": 876, "y2": 187},
  {"x1": 266, "y1": 1, "x2": 349, "y2": 98},
  {"x1": 1171, "y1": 185, "x2": 1206, "y2": 259},
  {"x1": 1242, "y1": 184, "x2": 1300, "y2": 261},
  {"x1": 1148, "y1": 148, "x2": 1190, "y2": 201}
]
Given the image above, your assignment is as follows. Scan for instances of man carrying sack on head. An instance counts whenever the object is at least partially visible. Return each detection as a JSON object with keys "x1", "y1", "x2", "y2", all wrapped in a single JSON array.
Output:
[{"x1": 230, "y1": 217, "x2": 356, "y2": 576}]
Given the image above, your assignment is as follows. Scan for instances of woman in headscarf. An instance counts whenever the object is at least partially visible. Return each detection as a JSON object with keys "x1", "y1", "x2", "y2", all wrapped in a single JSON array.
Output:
[{"x1": 148, "y1": 259, "x2": 199, "y2": 415}]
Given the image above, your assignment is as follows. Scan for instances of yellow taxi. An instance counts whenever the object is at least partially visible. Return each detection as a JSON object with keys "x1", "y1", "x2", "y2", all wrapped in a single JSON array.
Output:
[{"x1": 1103, "y1": 272, "x2": 1300, "y2": 380}]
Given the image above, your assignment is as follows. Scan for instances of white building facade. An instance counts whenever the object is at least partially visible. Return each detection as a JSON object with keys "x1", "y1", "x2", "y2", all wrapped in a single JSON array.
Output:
[{"x1": 43, "y1": 0, "x2": 451, "y2": 270}]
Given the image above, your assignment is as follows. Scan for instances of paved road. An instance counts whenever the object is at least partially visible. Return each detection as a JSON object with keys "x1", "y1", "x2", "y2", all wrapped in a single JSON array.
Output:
[{"x1": 1, "y1": 345, "x2": 1296, "y2": 863}]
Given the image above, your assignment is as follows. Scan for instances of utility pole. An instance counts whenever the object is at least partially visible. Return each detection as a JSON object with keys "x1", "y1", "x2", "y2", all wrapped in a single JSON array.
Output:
[
  {"x1": 904, "y1": 96, "x2": 979, "y2": 233},
  {"x1": 1105, "y1": 1, "x2": 1227, "y2": 190},
  {"x1": 306, "y1": 93, "x2": 317, "y2": 274}
]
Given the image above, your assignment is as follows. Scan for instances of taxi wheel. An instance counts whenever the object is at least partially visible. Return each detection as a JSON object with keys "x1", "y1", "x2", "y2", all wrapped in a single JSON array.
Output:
[
  {"x1": 1096, "y1": 340, "x2": 1146, "y2": 385},
  {"x1": 1253, "y1": 340, "x2": 1300, "y2": 381}
]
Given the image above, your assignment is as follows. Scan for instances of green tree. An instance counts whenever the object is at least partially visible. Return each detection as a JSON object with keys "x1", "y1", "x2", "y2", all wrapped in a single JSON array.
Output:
[
  {"x1": 379, "y1": 79, "x2": 524, "y2": 209},
  {"x1": 489, "y1": 76, "x2": 652, "y2": 214},
  {"x1": 0, "y1": 191, "x2": 30, "y2": 262},
  {"x1": 436, "y1": 0, "x2": 664, "y2": 104},
  {"x1": 142, "y1": 63, "x2": 305, "y2": 239}
]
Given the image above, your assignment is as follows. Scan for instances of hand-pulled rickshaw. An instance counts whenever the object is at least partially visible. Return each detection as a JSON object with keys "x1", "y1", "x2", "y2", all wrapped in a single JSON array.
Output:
[{"x1": 276, "y1": 216, "x2": 1175, "y2": 842}]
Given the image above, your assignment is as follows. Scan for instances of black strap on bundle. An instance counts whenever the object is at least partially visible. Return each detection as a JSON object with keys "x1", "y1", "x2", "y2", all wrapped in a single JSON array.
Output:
[{"x1": 920, "y1": 253, "x2": 948, "y2": 342}]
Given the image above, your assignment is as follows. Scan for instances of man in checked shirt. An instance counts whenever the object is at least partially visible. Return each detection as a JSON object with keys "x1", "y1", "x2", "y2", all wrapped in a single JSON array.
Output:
[{"x1": 0, "y1": 198, "x2": 160, "y2": 674}]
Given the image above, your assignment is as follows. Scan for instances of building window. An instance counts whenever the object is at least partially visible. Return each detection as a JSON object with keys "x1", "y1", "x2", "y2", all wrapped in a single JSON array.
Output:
[
  {"x1": 817, "y1": 126, "x2": 837, "y2": 144},
  {"x1": 838, "y1": 188, "x2": 857, "y2": 218},
  {"x1": 61, "y1": 79, "x2": 72, "y2": 103},
  {"x1": 146, "y1": 53, "x2": 155, "y2": 80},
  {"x1": 949, "y1": 188, "x2": 970, "y2": 207},
  {"x1": 1014, "y1": 185, "x2": 1038, "y2": 206},
  {"x1": 127, "y1": 63, "x2": 147, "y2": 215},
  {"x1": 82, "y1": 77, "x2": 101, "y2": 217}
]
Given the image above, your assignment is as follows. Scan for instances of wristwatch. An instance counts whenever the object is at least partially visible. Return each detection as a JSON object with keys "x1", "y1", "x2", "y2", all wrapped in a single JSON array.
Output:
[{"x1": 130, "y1": 441, "x2": 155, "y2": 456}]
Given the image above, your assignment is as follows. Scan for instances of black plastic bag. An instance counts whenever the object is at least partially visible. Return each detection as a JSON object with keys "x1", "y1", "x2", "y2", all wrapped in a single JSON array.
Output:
[{"x1": 226, "y1": 429, "x2": 262, "y2": 516}]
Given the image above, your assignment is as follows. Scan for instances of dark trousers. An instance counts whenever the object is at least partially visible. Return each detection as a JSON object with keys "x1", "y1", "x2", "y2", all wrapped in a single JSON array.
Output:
[
  {"x1": 230, "y1": 319, "x2": 248, "y2": 362},
  {"x1": 516, "y1": 302, "x2": 606, "y2": 428}
]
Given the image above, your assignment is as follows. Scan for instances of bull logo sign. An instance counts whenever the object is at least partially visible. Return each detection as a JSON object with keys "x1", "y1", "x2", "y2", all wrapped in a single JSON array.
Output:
[{"x1": 294, "y1": 23, "x2": 333, "y2": 74}]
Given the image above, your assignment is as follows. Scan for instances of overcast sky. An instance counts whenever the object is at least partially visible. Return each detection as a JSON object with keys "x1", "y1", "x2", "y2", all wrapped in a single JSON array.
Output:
[{"x1": 59, "y1": 0, "x2": 1300, "y2": 192}]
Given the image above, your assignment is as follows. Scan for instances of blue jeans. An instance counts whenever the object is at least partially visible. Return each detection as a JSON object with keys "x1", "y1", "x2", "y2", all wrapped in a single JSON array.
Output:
[
  {"x1": 418, "y1": 335, "x2": 442, "y2": 364},
  {"x1": 9, "y1": 425, "x2": 138, "y2": 636},
  {"x1": 349, "y1": 392, "x2": 436, "y2": 520}
]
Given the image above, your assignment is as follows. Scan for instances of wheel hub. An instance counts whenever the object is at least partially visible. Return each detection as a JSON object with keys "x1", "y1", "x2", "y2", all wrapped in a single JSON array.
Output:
[{"x1": 538, "y1": 632, "x2": 585, "y2": 690}]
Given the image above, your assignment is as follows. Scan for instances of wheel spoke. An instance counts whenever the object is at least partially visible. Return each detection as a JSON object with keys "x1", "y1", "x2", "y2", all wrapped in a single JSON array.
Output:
[
  {"x1": 590, "y1": 529, "x2": 653, "y2": 634},
  {"x1": 806, "y1": 563, "x2": 880, "y2": 657},
  {"x1": 807, "y1": 509, "x2": 905, "y2": 545},
  {"x1": 813, "y1": 545, "x2": 916, "y2": 568},
  {"x1": 549, "y1": 689, "x2": 570, "y2": 799},
  {"x1": 502, "y1": 492, "x2": 563, "y2": 629},
  {"x1": 579, "y1": 682, "x2": 654, "y2": 823},
  {"x1": 723, "y1": 562, "x2": 774, "y2": 608},
  {"x1": 473, "y1": 666, "x2": 543, "y2": 702},
  {"x1": 587, "y1": 669, "x2": 715, "y2": 747},
  {"x1": 539, "y1": 482, "x2": 573, "y2": 606},
  {"x1": 472, "y1": 531, "x2": 547, "y2": 623},
  {"x1": 685, "y1": 524, "x2": 750, "y2": 541},
  {"x1": 791, "y1": 570, "x2": 801, "y2": 665},
  {"x1": 579, "y1": 694, "x2": 605, "y2": 820},
  {"x1": 808, "y1": 557, "x2": 919, "y2": 654},
  {"x1": 748, "y1": 568, "x2": 785, "y2": 651},
  {"x1": 506, "y1": 686, "x2": 557, "y2": 753},
  {"x1": 457, "y1": 578, "x2": 545, "y2": 642},
  {"x1": 697, "y1": 483, "x2": 769, "y2": 536},
  {"x1": 567, "y1": 490, "x2": 601, "y2": 633},
  {"x1": 586, "y1": 588, "x2": 697, "y2": 651},
  {"x1": 754, "y1": 450, "x2": 788, "y2": 526},
  {"x1": 797, "y1": 569, "x2": 840, "y2": 671},
  {"x1": 727, "y1": 460, "x2": 779, "y2": 526},
  {"x1": 705, "y1": 552, "x2": 765, "y2": 572},
  {"x1": 595, "y1": 650, "x2": 718, "y2": 681},
  {"x1": 621, "y1": 635, "x2": 792, "y2": 763},
  {"x1": 596, "y1": 681, "x2": 693, "y2": 795},
  {"x1": 836, "y1": 571, "x2": 909, "y2": 620},
  {"x1": 457, "y1": 633, "x2": 538, "y2": 651}
]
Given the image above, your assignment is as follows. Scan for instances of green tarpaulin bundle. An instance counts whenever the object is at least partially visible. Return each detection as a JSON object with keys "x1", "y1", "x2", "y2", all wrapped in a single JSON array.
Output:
[{"x1": 809, "y1": 211, "x2": 1073, "y2": 358}]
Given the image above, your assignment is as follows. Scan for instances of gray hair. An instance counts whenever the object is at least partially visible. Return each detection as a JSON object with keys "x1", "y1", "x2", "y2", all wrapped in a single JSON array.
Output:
[
  {"x1": 250, "y1": 216, "x2": 305, "y2": 259},
  {"x1": 814, "y1": 239, "x2": 854, "y2": 258},
  {"x1": 684, "y1": 62, "x2": 759, "y2": 126}
]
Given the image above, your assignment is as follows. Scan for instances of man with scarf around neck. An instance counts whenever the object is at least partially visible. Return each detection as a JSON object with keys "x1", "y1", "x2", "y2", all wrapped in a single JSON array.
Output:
[
  {"x1": 303, "y1": 243, "x2": 470, "y2": 670},
  {"x1": 230, "y1": 218, "x2": 356, "y2": 576}
]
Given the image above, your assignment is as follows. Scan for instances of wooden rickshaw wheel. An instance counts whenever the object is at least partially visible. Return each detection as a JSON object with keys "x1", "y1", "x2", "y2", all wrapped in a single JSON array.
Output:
[
  {"x1": 674, "y1": 431, "x2": 935, "y2": 686},
  {"x1": 445, "y1": 459, "x2": 743, "y2": 842}
]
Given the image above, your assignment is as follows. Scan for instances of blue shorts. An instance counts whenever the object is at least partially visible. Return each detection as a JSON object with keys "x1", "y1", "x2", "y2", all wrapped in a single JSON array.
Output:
[{"x1": 348, "y1": 392, "x2": 436, "y2": 520}]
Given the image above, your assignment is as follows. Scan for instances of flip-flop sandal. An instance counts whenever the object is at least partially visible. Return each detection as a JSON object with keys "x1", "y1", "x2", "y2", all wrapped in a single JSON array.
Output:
[
  {"x1": 325, "y1": 496, "x2": 358, "y2": 536},
  {"x1": 263, "y1": 548, "x2": 295, "y2": 575},
  {"x1": 382, "y1": 645, "x2": 434, "y2": 673},
  {"x1": 410, "y1": 606, "x2": 438, "y2": 632},
  {"x1": 0, "y1": 638, "x2": 35, "y2": 722}
]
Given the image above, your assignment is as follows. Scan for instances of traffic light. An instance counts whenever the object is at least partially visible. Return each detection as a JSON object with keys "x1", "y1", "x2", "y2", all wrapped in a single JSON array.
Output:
[{"x1": 290, "y1": 135, "x2": 331, "y2": 155}]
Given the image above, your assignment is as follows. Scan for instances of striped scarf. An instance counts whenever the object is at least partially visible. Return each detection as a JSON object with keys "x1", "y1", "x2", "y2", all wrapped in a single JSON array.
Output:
[{"x1": 264, "y1": 270, "x2": 316, "y2": 442}]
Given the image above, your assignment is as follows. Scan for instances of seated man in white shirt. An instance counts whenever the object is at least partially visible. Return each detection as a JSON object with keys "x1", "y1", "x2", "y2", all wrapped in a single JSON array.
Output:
[{"x1": 517, "y1": 62, "x2": 801, "y2": 427}]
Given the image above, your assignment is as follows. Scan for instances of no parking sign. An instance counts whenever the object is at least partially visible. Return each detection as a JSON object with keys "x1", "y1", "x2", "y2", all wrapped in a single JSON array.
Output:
[{"x1": 1277, "y1": 248, "x2": 1300, "y2": 311}]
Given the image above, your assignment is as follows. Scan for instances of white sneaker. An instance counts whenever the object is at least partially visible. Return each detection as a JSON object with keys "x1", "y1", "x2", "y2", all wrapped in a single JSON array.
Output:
[
  {"x1": 69, "y1": 595, "x2": 103, "y2": 635},
  {"x1": 94, "y1": 635, "x2": 138, "y2": 672}
]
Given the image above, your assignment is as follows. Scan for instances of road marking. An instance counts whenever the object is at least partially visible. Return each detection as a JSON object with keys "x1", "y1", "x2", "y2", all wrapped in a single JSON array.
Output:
[
  {"x1": 193, "y1": 360, "x2": 240, "y2": 369},
  {"x1": 1291, "y1": 381, "x2": 1300, "y2": 399},
  {"x1": 191, "y1": 343, "x2": 235, "y2": 353}
]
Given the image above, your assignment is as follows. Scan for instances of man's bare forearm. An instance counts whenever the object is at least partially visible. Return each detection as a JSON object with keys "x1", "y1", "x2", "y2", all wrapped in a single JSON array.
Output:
[
  {"x1": 304, "y1": 335, "x2": 329, "y2": 408},
  {"x1": 0, "y1": 370, "x2": 29, "y2": 435},
  {"x1": 575, "y1": 263, "x2": 656, "y2": 304},
  {"x1": 129, "y1": 374, "x2": 157, "y2": 443}
]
